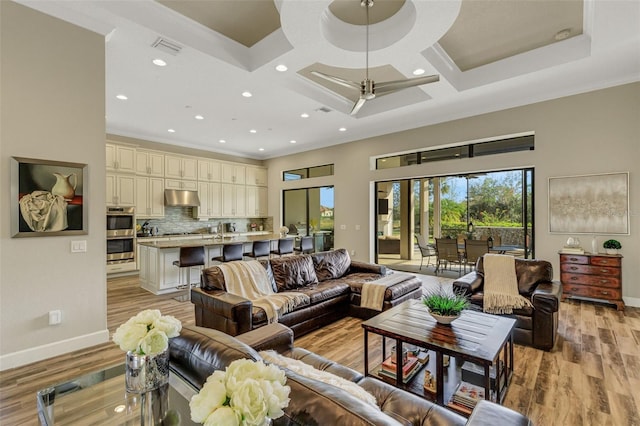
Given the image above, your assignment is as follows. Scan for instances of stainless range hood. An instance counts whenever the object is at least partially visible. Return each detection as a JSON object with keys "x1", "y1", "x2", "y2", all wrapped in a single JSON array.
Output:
[{"x1": 164, "y1": 189, "x2": 200, "y2": 207}]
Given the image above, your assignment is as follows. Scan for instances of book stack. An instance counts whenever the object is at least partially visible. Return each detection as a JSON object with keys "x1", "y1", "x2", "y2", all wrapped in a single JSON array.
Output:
[
  {"x1": 377, "y1": 353, "x2": 423, "y2": 384},
  {"x1": 447, "y1": 381, "x2": 486, "y2": 414},
  {"x1": 559, "y1": 246, "x2": 584, "y2": 254}
]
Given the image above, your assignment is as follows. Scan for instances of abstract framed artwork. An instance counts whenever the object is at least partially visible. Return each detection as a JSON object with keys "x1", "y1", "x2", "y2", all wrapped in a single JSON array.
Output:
[
  {"x1": 548, "y1": 172, "x2": 629, "y2": 234},
  {"x1": 11, "y1": 157, "x2": 88, "y2": 237}
]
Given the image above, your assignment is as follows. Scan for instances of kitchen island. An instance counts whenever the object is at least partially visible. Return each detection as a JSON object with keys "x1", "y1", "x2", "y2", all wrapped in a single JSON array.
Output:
[{"x1": 137, "y1": 233, "x2": 291, "y2": 295}]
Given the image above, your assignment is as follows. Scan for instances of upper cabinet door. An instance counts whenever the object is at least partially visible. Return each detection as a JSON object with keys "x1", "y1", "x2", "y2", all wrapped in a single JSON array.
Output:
[
  {"x1": 136, "y1": 151, "x2": 164, "y2": 177},
  {"x1": 198, "y1": 160, "x2": 221, "y2": 182},
  {"x1": 165, "y1": 155, "x2": 197, "y2": 180},
  {"x1": 221, "y1": 163, "x2": 246, "y2": 184},
  {"x1": 182, "y1": 157, "x2": 198, "y2": 180},
  {"x1": 246, "y1": 166, "x2": 268, "y2": 186},
  {"x1": 106, "y1": 143, "x2": 136, "y2": 173}
]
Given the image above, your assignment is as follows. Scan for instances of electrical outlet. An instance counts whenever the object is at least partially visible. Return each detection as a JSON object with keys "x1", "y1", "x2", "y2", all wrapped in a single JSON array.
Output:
[
  {"x1": 49, "y1": 310, "x2": 62, "y2": 325},
  {"x1": 350, "y1": 250, "x2": 356, "y2": 256},
  {"x1": 340, "y1": 224, "x2": 346, "y2": 230},
  {"x1": 355, "y1": 225, "x2": 361, "y2": 231}
]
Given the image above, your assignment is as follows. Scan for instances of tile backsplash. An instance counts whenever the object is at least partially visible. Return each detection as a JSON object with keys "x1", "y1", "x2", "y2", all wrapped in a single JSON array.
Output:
[{"x1": 137, "y1": 207, "x2": 272, "y2": 235}]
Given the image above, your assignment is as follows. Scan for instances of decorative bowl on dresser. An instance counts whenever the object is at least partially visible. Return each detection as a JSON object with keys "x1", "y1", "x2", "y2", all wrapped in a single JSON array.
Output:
[{"x1": 559, "y1": 253, "x2": 624, "y2": 310}]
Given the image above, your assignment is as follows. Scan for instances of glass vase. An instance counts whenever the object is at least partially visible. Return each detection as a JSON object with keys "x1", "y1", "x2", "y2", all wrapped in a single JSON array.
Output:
[{"x1": 125, "y1": 349, "x2": 169, "y2": 393}]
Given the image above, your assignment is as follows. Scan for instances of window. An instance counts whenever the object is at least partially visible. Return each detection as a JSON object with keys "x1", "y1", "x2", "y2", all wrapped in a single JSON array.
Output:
[
  {"x1": 283, "y1": 186, "x2": 334, "y2": 252},
  {"x1": 283, "y1": 164, "x2": 334, "y2": 181}
]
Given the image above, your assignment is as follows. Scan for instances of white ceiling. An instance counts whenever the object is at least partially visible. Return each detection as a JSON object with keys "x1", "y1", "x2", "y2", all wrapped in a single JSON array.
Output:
[{"x1": 17, "y1": 0, "x2": 640, "y2": 160}]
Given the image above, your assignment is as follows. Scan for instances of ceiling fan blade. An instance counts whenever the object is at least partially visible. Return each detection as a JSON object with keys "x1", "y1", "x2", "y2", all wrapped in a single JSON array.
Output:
[
  {"x1": 310, "y1": 71, "x2": 361, "y2": 91},
  {"x1": 374, "y1": 74, "x2": 440, "y2": 95},
  {"x1": 350, "y1": 97, "x2": 367, "y2": 115}
]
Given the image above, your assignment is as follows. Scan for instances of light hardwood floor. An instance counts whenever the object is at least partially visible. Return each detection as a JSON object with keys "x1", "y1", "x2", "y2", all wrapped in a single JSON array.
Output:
[{"x1": 1, "y1": 275, "x2": 639, "y2": 425}]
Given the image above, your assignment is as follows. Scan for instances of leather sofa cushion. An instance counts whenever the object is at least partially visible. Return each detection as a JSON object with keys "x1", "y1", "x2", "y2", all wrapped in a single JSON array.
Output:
[
  {"x1": 312, "y1": 248, "x2": 351, "y2": 281},
  {"x1": 476, "y1": 257, "x2": 553, "y2": 296},
  {"x1": 168, "y1": 325, "x2": 261, "y2": 389},
  {"x1": 201, "y1": 260, "x2": 277, "y2": 292},
  {"x1": 348, "y1": 274, "x2": 421, "y2": 301},
  {"x1": 271, "y1": 255, "x2": 318, "y2": 291}
]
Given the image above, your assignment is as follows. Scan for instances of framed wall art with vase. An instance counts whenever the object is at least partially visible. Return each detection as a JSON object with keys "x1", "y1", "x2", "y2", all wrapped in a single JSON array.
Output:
[
  {"x1": 548, "y1": 172, "x2": 629, "y2": 235},
  {"x1": 11, "y1": 157, "x2": 88, "y2": 237}
]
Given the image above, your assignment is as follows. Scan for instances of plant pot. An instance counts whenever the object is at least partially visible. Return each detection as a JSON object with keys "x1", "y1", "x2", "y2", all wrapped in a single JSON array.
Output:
[
  {"x1": 429, "y1": 312, "x2": 460, "y2": 325},
  {"x1": 605, "y1": 248, "x2": 618, "y2": 255}
]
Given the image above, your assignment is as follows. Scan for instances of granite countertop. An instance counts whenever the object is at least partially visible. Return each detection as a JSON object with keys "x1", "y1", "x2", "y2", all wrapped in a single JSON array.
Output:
[{"x1": 138, "y1": 233, "x2": 292, "y2": 249}]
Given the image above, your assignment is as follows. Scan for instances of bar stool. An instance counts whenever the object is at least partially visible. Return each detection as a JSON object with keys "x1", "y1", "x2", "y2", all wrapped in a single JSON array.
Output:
[
  {"x1": 172, "y1": 246, "x2": 205, "y2": 302},
  {"x1": 294, "y1": 235, "x2": 314, "y2": 254},
  {"x1": 212, "y1": 243, "x2": 244, "y2": 263},
  {"x1": 271, "y1": 238, "x2": 294, "y2": 257},
  {"x1": 245, "y1": 240, "x2": 271, "y2": 260}
]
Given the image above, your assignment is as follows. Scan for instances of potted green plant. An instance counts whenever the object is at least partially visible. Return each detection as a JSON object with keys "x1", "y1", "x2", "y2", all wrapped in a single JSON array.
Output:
[
  {"x1": 603, "y1": 239, "x2": 621, "y2": 255},
  {"x1": 422, "y1": 289, "x2": 470, "y2": 325}
]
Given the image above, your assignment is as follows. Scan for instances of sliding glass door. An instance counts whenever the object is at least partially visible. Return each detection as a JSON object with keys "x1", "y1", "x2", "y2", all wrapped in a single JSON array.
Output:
[{"x1": 283, "y1": 186, "x2": 334, "y2": 252}]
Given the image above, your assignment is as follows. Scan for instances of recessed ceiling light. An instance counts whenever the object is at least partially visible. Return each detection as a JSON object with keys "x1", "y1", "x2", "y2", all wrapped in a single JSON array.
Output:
[
  {"x1": 116, "y1": 94, "x2": 128, "y2": 100},
  {"x1": 339, "y1": 127, "x2": 347, "y2": 132},
  {"x1": 290, "y1": 140, "x2": 297, "y2": 144},
  {"x1": 275, "y1": 64, "x2": 288, "y2": 72},
  {"x1": 242, "y1": 91, "x2": 252, "y2": 98},
  {"x1": 249, "y1": 129, "x2": 257, "y2": 134},
  {"x1": 219, "y1": 139, "x2": 226, "y2": 143},
  {"x1": 167, "y1": 129, "x2": 175, "y2": 133},
  {"x1": 300, "y1": 113, "x2": 309, "y2": 118},
  {"x1": 412, "y1": 68, "x2": 425, "y2": 76},
  {"x1": 258, "y1": 148, "x2": 265, "y2": 151},
  {"x1": 152, "y1": 58, "x2": 167, "y2": 67},
  {"x1": 195, "y1": 115, "x2": 204, "y2": 120}
]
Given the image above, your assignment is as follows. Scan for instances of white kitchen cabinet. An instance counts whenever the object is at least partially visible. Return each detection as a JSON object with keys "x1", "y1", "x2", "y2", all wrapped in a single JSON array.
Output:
[
  {"x1": 106, "y1": 173, "x2": 135, "y2": 206},
  {"x1": 135, "y1": 176, "x2": 164, "y2": 218},
  {"x1": 246, "y1": 185, "x2": 268, "y2": 217},
  {"x1": 165, "y1": 179, "x2": 198, "y2": 190},
  {"x1": 245, "y1": 166, "x2": 268, "y2": 186},
  {"x1": 165, "y1": 155, "x2": 198, "y2": 180},
  {"x1": 222, "y1": 184, "x2": 246, "y2": 217},
  {"x1": 136, "y1": 150, "x2": 164, "y2": 177},
  {"x1": 193, "y1": 181, "x2": 222, "y2": 219},
  {"x1": 197, "y1": 159, "x2": 222, "y2": 182},
  {"x1": 106, "y1": 143, "x2": 136, "y2": 173},
  {"x1": 221, "y1": 163, "x2": 246, "y2": 184}
]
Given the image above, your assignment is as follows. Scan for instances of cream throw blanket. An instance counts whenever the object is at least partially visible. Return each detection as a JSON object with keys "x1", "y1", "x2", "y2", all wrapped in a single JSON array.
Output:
[
  {"x1": 259, "y1": 350, "x2": 379, "y2": 408},
  {"x1": 219, "y1": 261, "x2": 309, "y2": 323},
  {"x1": 482, "y1": 254, "x2": 533, "y2": 314},
  {"x1": 361, "y1": 272, "x2": 412, "y2": 311}
]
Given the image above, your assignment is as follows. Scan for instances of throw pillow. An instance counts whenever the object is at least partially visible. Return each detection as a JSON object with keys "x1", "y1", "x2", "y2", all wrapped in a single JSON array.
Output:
[
  {"x1": 259, "y1": 350, "x2": 379, "y2": 408},
  {"x1": 312, "y1": 248, "x2": 351, "y2": 281},
  {"x1": 270, "y1": 255, "x2": 318, "y2": 291}
]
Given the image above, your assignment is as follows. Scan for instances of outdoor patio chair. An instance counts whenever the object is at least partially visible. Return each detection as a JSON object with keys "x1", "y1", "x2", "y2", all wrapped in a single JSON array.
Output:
[
  {"x1": 463, "y1": 239, "x2": 490, "y2": 271},
  {"x1": 414, "y1": 233, "x2": 437, "y2": 270},
  {"x1": 435, "y1": 238, "x2": 464, "y2": 276}
]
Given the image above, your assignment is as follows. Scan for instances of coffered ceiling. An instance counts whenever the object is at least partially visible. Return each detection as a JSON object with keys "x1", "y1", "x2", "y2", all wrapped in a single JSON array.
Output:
[{"x1": 16, "y1": 0, "x2": 640, "y2": 159}]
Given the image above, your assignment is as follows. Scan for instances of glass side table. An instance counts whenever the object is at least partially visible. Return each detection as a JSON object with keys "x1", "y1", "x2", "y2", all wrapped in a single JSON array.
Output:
[{"x1": 36, "y1": 364, "x2": 198, "y2": 425}]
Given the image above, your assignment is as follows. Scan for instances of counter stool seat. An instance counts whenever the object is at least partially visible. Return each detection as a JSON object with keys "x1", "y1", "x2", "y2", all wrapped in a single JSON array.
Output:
[
  {"x1": 271, "y1": 238, "x2": 294, "y2": 257},
  {"x1": 212, "y1": 242, "x2": 244, "y2": 263},
  {"x1": 173, "y1": 246, "x2": 205, "y2": 302},
  {"x1": 294, "y1": 235, "x2": 314, "y2": 254},
  {"x1": 246, "y1": 240, "x2": 271, "y2": 260}
]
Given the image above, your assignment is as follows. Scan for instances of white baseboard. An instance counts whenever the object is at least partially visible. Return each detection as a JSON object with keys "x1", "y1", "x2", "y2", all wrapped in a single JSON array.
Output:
[
  {"x1": 0, "y1": 329, "x2": 110, "y2": 371},
  {"x1": 623, "y1": 296, "x2": 640, "y2": 308}
]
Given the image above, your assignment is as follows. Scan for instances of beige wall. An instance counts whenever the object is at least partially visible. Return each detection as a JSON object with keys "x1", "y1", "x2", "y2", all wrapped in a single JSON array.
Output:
[
  {"x1": 0, "y1": 2, "x2": 107, "y2": 369},
  {"x1": 266, "y1": 83, "x2": 640, "y2": 305}
]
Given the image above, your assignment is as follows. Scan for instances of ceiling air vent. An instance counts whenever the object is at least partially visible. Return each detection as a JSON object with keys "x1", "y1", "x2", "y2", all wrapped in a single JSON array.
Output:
[
  {"x1": 316, "y1": 106, "x2": 332, "y2": 113},
  {"x1": 151, "y1": 37, "x2": 182, "y2": 56}
]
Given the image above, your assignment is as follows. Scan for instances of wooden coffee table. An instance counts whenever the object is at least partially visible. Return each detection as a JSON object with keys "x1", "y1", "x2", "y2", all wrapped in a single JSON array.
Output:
[{"x1": 361, "y1": 299, "x2": 515, "y2": 414}]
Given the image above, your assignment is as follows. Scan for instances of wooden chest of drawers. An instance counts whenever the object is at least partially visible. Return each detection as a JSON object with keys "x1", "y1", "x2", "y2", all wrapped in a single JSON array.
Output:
[{"x1": 560, "y1": 253, "x2": 624, "y2": 310}]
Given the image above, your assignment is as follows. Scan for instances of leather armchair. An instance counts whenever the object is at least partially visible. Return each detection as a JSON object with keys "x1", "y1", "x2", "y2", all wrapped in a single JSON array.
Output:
[{"x1": 453, "y1": 256, "x2": 562, "y2": 351}]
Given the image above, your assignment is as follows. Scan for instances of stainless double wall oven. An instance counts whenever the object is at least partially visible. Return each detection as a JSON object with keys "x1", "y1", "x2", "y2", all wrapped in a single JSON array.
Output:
[{"x1": 107, "y1": 207, "x2": 135, "y2": 266}]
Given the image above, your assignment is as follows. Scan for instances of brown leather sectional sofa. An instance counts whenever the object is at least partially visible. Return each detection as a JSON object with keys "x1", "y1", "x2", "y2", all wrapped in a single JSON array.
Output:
[
  {"x1": 169, "y1": 324, "x2": 533, "y2": 426},
  {"x1": 453, "y1": 256, "x2": 562, "y2": 350},
  {"x1": 191, "y1": 248, "x2": 422, "y2": 337}
]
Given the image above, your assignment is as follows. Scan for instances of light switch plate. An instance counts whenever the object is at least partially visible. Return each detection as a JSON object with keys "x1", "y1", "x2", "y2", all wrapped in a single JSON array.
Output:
[{"x1": 71, "y1": 240, "x2": 87, "y2": 253}]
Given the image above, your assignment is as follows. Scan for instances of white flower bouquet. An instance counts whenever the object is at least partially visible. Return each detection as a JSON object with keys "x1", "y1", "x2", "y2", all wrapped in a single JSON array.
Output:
[
  {"x1": 190, "y1": 358, "x2": 290, "y2": 426},
  {"x1": 112, "y1": 309, "x2": 182, "y2": 356}
]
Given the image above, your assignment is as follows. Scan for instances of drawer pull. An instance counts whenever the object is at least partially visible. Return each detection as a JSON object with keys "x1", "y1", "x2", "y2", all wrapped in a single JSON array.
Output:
[
  {"x1": 571, "y1": 287, "x2": 579, "y2": 291},
  {"x1": 570, "y1": 267, "x2": 578, "y2": 270},
  {"x1": 600, "y1": 269, "x2": 609, "y2": 273},
  {"x1": 569, "y1": 257, "x2": 579, "y2": 261},
  {"x1": 570, "y1": 277, "x2": 578, "y2": 280},
  {"x1": 601, "y1": 291, "x2": 609, "y2": 295},
  {"x1": 600, "y1": 280, "x2": 609, "y2": 284}
]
